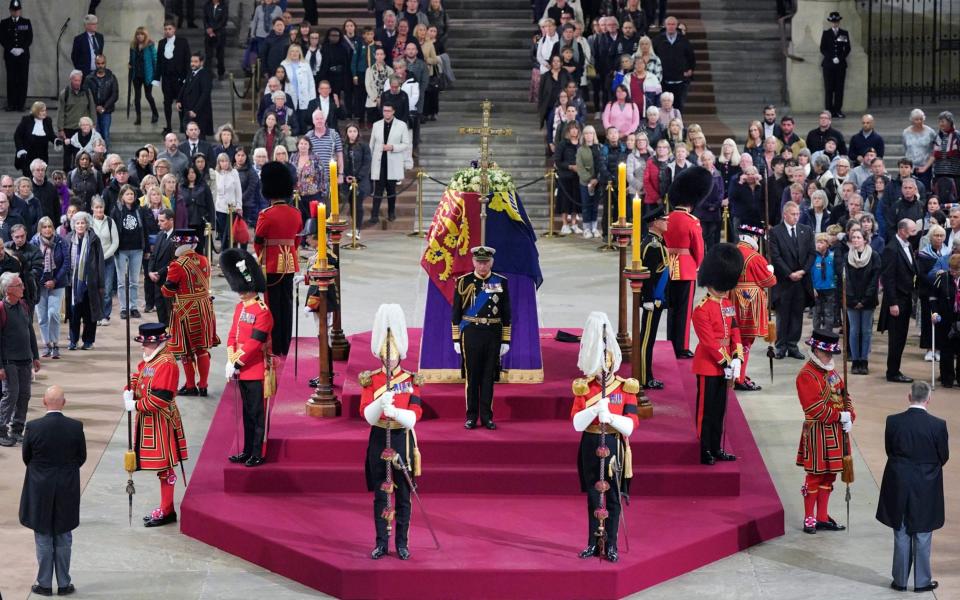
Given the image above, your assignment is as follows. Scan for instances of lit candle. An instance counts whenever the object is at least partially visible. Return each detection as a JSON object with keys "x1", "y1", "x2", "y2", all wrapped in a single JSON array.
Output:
[
  {"x1": 617, "y1": 162, "x2": 626, "y2": 224},
  {"x1": 316, "y1": 203, "x2": 327, "y2": 268},
  {"x1": 631, "y1": 195, "x2": 641, "y2": 267},
  {"x1": 329, "y1": 160, "x2": 339, "y2": 219}
]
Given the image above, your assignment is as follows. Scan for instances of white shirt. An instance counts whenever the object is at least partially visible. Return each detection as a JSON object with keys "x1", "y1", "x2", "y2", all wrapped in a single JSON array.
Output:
[
  {"x1": 317, "y1": 95, "x2": 330, "y2": 117},
  {"x1": 763, "y1": 121, "x2": 776, "y2": 139},
  {"x1": 164, "y1": 36, "x2": 175, "y2": 60},
  {"x1": 897, "y1": 235, "x2": 913, "y2": 264},
  {"x1": 32, "y1": 118, "x2": 45, "y2": 136}
]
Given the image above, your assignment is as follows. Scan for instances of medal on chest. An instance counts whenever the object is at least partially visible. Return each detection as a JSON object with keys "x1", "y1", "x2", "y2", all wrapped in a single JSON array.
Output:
[
  {"x1": 240, "y1": 310, "x2": 256, "y2": 324},
  {"x1": 609, "y1": 392, "x2": 623, "y2": 406}
]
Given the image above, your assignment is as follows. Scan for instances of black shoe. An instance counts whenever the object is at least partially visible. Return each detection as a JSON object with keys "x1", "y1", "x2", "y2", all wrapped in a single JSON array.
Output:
[
  {"x1": 80, "y1": 343, "x2": 93, "y2": 350},
  {"x1": 0, "y1": 435, "x2": 16, "y2": 447},
  {"x1": 130, "y1": 309, "x2": 142, "y2": 319},
  {"x1": 737, "y1": 378, "x2": 762, "y2": 391},
  {"x1": 889, "y1": 581, "x2": 907, "y2": 592},
  {"x1": 388, "y1": 213, "x2": 397, "y2": 222},
  {"x1": 134, "y1": 117, "x2": 142, "y2": 125},
  {"x1": 483, "y1": 421, "x2": 497, "y2": 430},
  {"x1": 58, "y1": 584, "x2": 76, "y2": 596},
  {"x1": 644, "y1": 378, "x2": 664, "y2": 390},
  {"x1": 915, "y1": 581, "x2": 938, "y2": 592},
  {"x1": 787, "y1": 348, "x2": 805, "y2": 359},
  {"x1": 835, "y1": 112, "x2": 846, "y2": 119},
  {"x1": 120, "y1": 310, "x2": 128, "y2": 320},
  {"x1": 803, "y1": 523, "x2": 817, "y2": 534},
  {"x1": 178, "y1": 386, "x2": 199, "y2": 396},
  {"x1": 605, "y1": 544, "x2": 619, "y2": 562},
  {"x1": 774, "y1": 350, "x2": 786, "y2": 359},
  {"x1": 397, "y1": 547, "x2": 410, "y2": 560},
  {"x1": 308, "y1": 377, "x2": 320, "y2": 388},
  {"x1": 716, "y1": 450, "x2": 737, "y2": 461},
  {"x1": 67, "y1": 343, "x2": 77, "y2": 351},
  {"x1": 143, "y1": 305, "x2": 155, "y2": 313},
  {"x1": 370, "y1": 545, "x2": 388, "y2": 559},
  {"x1": 887, "y1": 374, "x2": 914, "y2": 383},
  {"x1": 228, "y1": 453, "x2": 250, "y2": 464},
  {"x1": 198, "y1": 388, "x2": 208, "y2": 397},
  {"x1": 578, "y1": 545, "x2": 599, "y2": 558},
  {"x1": 464, "y1": 419, "x2": 476, "y2": 429},
  {"x1": 31, "y1": 585, "x2": 53, "y2": 597},
  {"x1": 367, "y1": 218, "x2": 380, "y2": 226},
  {"x1": 144, "y1": 511, "x2": 177, "y2": 527},
  {"x1": 151, "y1": 112, "x2": 159, "y2": 124},
  {"x1": 815, "y1": 516, "x2": 846, "y2": 531},
  {"x1": 700, "y1": 452, "x2": 715, "y2": 465},
  {"x1": 245, "y1": 455, "x2": 266, "y2": 467},
  {"x1": 675, "y1": 350, "x2": 695, "y2": 359}
]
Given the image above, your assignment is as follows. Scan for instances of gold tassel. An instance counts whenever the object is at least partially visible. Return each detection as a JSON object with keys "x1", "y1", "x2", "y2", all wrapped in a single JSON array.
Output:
[
  {"x1": 841, "y1": 454, "x2": 854, "y2": 484},
  {"x1": 410, "y1": 430, "x2": 422, "y2": 477},
  {"x1": 624, "y1": 440, "x2": 633, "y2": 479},
  {"x1": 765, "y1": 319, "x2": 777, "y2": 343},
  {"x1": 123, "y1": 449, "x2": 137, "y2": 473}
]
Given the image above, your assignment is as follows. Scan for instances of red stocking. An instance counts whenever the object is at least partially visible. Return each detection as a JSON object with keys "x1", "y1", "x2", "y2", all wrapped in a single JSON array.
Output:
[
  {"x1": 738, "y1": 337, "x2": 754, "y2": 384},
  {"x1": 196, "y1": 351, "x2": 211, "y2": 389},
  {"x1": 817, "y1": 473, "x2": 837, "y2": 522},
  {"x1": 803, "y1": 473, "x2": 820, "y2": 522},
  {"x1": 182, "y1": 357, "x2": 196, "y2": 388},
  {"x1": 159, "y1": 468, "x2": 176, "y2": 515}
]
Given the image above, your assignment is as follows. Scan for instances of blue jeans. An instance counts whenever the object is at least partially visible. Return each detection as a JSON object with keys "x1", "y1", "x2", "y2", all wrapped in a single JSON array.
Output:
[
  {"x1": 101, "y1": 256, "x2": 116, "y2": 318},
  {"x1": 847, "y1": 307, "x2": 874, "y2": 360},
  {"x1": 115, "y1": 249, "x2": 143, "y2": 312},
  {"x1": 37, "y1": 286, "x2": 65, "y2": 346},
  {"x1": 96, "y1": 112, "x2": 112, "y2": 147},
  {"x1": 34, "y1": 531, "x2": 72, "y2": 589},
  {"x1": 579, "y1": 184, "x2": 599, "y2": 223}
]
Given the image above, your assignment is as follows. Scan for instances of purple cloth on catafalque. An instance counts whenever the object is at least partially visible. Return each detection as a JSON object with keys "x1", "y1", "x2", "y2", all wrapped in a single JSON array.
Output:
[{"x1": 419, "y1": 273, "x2": 543, "y2": 382}]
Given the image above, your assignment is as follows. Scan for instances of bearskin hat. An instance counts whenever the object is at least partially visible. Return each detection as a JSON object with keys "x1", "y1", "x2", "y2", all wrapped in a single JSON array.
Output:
[
  {"x1": 698, "y1": 242, "x2": 744, "y2": 292},
  {"x1": 220, "y1": 247, "x2": 266, "y2": 294},
  {"x1": 260, "y1": 161, "x2": 294, "y2": 200},
  {"x1": 667, "y1": 165, "x2": 714, "y2": 207}
]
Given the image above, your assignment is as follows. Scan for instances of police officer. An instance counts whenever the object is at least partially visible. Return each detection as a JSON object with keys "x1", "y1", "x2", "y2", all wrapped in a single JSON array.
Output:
[
  {"x1": 820, "y1": 12, "x2": 850, "y2": 119},
  {"x1": 639, "y1": 206, "x2": 669, "y2": 390},
  {"x1": 452, "y1": 246, "x2": 511, "y2": 430},
  {"x1": 0, "y1": 0, "x2": 32, "y2": 112}
]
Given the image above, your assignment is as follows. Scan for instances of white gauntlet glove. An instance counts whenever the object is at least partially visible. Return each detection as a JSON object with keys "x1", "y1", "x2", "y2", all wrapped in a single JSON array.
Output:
[
  {"x1": 642, "y1": 302, "x2": 655, "y2": 311},
  {"x1": 453, "y1": 342, "x2": 461, "y2": 355},
  {"x1": 379, "y1": 391, "x2": 395, "y2": 411},
  {"x1": 842, "y1": 420, "x2": 853, "y2": 433},
  {"x1": 383, "y1": 405, "x2": 399, "y2": 420},
  {"x1": 839, "y1": 411, "x2": 851, "y2": 424},
  {"x1": 723, "y1": 367, "x2": 733, "y2": 380},
  {"x1": 730, "y1": 358, "x2": 742, "y2": 380},
  {"x1": 598, "y1": 408, "x2": 613, "y2": 424},
  {"x1": 499, "y1": 343, "x2": 510, "y2": 356},
  {"x1": 225, "y1": 361, "x2": 238, "y2": 380},
  {"x1": 123, "y1": 390, "x2": 136, "y2": 412}
]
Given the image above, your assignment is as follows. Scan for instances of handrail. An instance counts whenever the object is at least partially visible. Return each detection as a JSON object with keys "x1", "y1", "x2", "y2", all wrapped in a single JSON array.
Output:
[{"x1": 777, "y1": 4, "x2": 804, "y2": 106}]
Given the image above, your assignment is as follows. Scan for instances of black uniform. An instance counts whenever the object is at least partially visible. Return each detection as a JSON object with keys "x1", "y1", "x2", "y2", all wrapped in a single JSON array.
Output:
[
  {"x1": 819, "y1": 26, "x2": 851, "y2": 117},
  {"x1": 156, "y1": 35, "x2": 191, "y2": 132},
  {"x1": 639, "y1": 230, "x2": 669, "y2": 387},
  {"x1": 0, "y1": 11, "x2": 31, "y2": 112},
  {"x1": 203, "y1": 0, "x2": 228, "y2": 78},
  {"x1": 451, "y1": 271, "x2": 511, "y2": 426}
]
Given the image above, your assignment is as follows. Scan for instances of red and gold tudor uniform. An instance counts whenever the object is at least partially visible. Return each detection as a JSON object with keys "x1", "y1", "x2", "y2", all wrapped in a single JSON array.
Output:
[
  {"x1": 796, "y1": 331, "x2": 856, "y2": 533},
  {"x1": 571, "y1": 375, "x2": 639, "y2": 556},
  {"x1": 129, "y1": 324, "x2": 187, "y2": 526},
  {"x1": 733, "y1": 228, "x2": 777, "y2": 388},
  {"x1": 253, "y1": 164, "x2": 304, "y2": 358},
  {"x1": 160, "y1": 230, "x2": 219, "y2": 395},
  {"x1": 359, "y1": 367, "x2": 423, "y2": 554},
  {"x1": 227, "y1": 297, "x2": 274, "y2": 464}
]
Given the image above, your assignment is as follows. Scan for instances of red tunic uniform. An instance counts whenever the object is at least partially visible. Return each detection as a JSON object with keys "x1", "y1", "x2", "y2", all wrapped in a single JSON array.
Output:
[
  {"x1": 160, "y1": 250, "x2": 220, "y2": 356},
  {"x1": 734, "y1": 242, "x2": 777, "y2": 338},
  {"x1": 227, "y1": 297, "x2": 274, "y2": 381},
  {"x1": 795, "y1": 359, "x2": 856, "y2": 474},
  {"x1": 254, "y1": 201, "x2": 303, "y2": 274},
  {"x1": 662, "y1": 207, "x2": 704, "y2": 281},
  {"x1": 131, "y1": 347, "x2": 187, "y2": 471},
  {"x1": 692, "y1": 293, "x2": 744, "y2": 377}
]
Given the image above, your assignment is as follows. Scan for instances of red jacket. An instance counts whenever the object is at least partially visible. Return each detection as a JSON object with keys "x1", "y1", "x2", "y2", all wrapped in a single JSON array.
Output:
[
  {"x1": 662, "y1": 207, "x2": 704, "y2": 281},
  {"x1": 643, "y1": 157, "x2": 664, "y2": 204},
  {"x1": 734, "y1": 242, "x2": 777, "y2": 338},
  {"x1": 570, "y1": 376, "x2": 640, "y2": 430},
  {"x1": 227, "y1": 297, "x2": 274, "y2": 380},
  {"x1": 254, "y1": 201, "x2": 303, "y2": 274},
  {"x1": 692, "y1": 293, "x2": 744, "y2": 376},
  {"x1": 131, "y1": 348, "x2": 187, "y2": 471},
  {"x1": 358, "y1": 367, "x2": 424, "y2": 423},
  {"x1": 795, "y1": 359, "x2": 856, "y2": 473}
]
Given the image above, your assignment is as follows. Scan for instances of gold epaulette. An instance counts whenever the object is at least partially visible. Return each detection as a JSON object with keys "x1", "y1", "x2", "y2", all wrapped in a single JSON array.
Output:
[
  {"x1": 358, "y1": 370, "x2": 373, "y2": 387},
  {"x1": 572, "y1": 378, "x2": 589, "y2": 396},
  {"x1": 620, "y1": 378, "x2": 640, "y2": 394}
]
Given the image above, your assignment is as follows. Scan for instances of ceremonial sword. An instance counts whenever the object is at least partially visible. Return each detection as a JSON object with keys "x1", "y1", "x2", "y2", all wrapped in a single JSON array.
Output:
[{"x1": 393, "y1": 453, "x2": 441, "y2": 550}]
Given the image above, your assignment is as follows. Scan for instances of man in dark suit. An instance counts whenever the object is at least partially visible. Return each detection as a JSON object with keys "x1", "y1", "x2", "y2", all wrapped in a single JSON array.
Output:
[
  {"x1": 301, "y1": 79, "x2": 345, "y2": 135},
  {"x1": 177, "y1": 121, "x2": 213, "y2": 158},
  {"x1": 0, "y1": 0, "x2": 33, "y2": 112},
  {"x1": 70, "y1": 14, "x2": 103, "y2": 77},
  {"x1": 761, "y1": 104, "x2": 783, "y2": 141},
  {"x1": 820, "y1": 12, "x2": 851, "y2": 118},
  {"x1": 0, "y1": 191, "x2": 25, "y2": 243},
  {"x1": 155, "y1": 21, "x2": 192, "y2": 135},
  {"x1": 880, "y1": 219, "x2": 919, "y2": 383},
  {"x1": 19, "y1": 385, "x2": 86, "y2": 597},
  {"x1": 769, "y1": 201, "x2": 815, "y2": 359},
  {"x1": 149, "y1": 209, "x2": 176, "y2": 326},
  {"x1": 177, "y1": 52, "x2": 213, "y2": 137},
  {"x1": 876, "y1": 381, "x2": 948, "y2": 593},
  {"x1": 202, "y1": 0, "x2": 228, "y2": 80}
]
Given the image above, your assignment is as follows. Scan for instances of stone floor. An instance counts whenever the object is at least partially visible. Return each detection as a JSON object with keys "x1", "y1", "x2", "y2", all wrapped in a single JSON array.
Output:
[{"x1": 0, "y1": 228, "x2": 954, "y2": 600}]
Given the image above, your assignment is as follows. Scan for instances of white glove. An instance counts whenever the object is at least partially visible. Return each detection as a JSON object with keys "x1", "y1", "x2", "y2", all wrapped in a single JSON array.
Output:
[
  {"x1": 225, "y1": 361, "x2": 238, "y2": 380},
  {"x1": 383, "y1": 405, "x2": 399, "y2": 419},
  {"x1": 842, "y1": 421, "x2": 853, "y2": 433},
  {"x1": 730, "y1": 358, "x2": 742, "y2": 380},
  {"x1": 832, "y1": 57, "x2": 840, "y2": 64},
  {"x1": 642, "y1": 302, "x2": 655, "y2": 311},
  {"x1": 839, "y1": 411, "x2": 851, "y2": 424},
  {"x1": 499, "y1": 343, "x2": 510, "y2": 356},
  {"x1": 723, "y1": 367, "x2": 734, "y2": 379},
  {"x1": 379, "y1": 391, "x2": 395, "y2": 410},
  {"x1": 767, "y1": 264, "x2": 775, "y2": 273},
  {"x1": 327, "y1": 312, "x2": 334, "y2": 327},
  {"x1": 293, "y1": 274, "x2": 305, "y2": 285},
  {"x1": 16, "y1": 150, "x2": 26, "y2": 158},
  {"x1": 598, "y1": 409, "x2": 613, "y2": 425},
  {"x1": 123, "y1": 390, "x2": 136, "y2": 412},
  {"x1": 598, "y1": 396, "x2": 610, "y2": 412},
  {"x1": 303, "y1": 305, "x2": 313, "y2": 314},
  {"x1": 10, "y1": 48, "x2": 23, "y2": 57},
  {"x1": 453, "y1": 342, "x2": 461, "y2": 355}
]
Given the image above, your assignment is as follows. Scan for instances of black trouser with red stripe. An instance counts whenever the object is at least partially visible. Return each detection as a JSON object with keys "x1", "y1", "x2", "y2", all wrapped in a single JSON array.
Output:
[
  {"x1": 638, "y1": 304, "x2": 664, "y2": 385},
  {"x1": 265, "y1": 273, "x2": 293, "y2": 356},
  {"x1": 667, "y1": 280, "x2": 694, "y2": 355},
  {"x1": 696, "y1": 374, "x2": 728, "y2": 459},
  {"x1": 238, "y1": 379, "x2": 265, "y2": 458},
  {"x1": 462, "y1": 326, "x2": 500, "y2": 425}
]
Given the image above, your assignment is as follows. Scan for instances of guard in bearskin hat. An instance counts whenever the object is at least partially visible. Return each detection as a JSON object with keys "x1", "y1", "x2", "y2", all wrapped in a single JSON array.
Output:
[
  {"x1": 570, "y1": 311, "x2": 639, "y2": 563},
  {"x1": 733, "y1": 222, "x2": 777, "y2": 391},
  {"x1": 663, "y1": 166, "x2": 710, "y2": 359},
  {"x1": 796, "y1": 329, "x2": 855, "y2": 534},
  {"x1": 692, "y1": 242, "x2": 744, "y2": 465},
  {"x1": 253, "y1": 161, "x2": 303, "y2": 357},
  {"x1": 160, "y1": 228, "x2": 219, "y2": 397},
  {"x1": 358, "y1": 304, "x2": 423, "y2": 561},
  {"x1": 122, "y1": 322, "x2": 188, "y2": 527},
  {"x1": 222, "y1": 247, "x2": 275, "y2": 467}
]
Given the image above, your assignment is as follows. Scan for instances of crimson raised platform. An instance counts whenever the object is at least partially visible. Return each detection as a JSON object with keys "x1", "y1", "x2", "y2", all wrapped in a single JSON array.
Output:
[{"x1": 180, "y1": 329, "x2": 783, "y2": 600}]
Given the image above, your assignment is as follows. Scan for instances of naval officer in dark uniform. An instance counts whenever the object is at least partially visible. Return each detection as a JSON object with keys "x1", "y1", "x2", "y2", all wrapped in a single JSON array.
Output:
[
  {"x1": 639, "y1": 206, "x2": 669, "y2": 390},
  {"x1": 452, "y1": 246, "x2": 511, "y2": 430},
  {"x1": 0, "y1": 0, "x2": 32, "y2": 112},
  {"x1": 820, "y1": 11, "x2": 851, "y2": 119}
]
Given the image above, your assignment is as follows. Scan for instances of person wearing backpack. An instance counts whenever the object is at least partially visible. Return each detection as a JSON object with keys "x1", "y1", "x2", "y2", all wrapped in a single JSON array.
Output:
[{"x1": 0, "y1": 272, "x2": 41, "y2": 446}]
